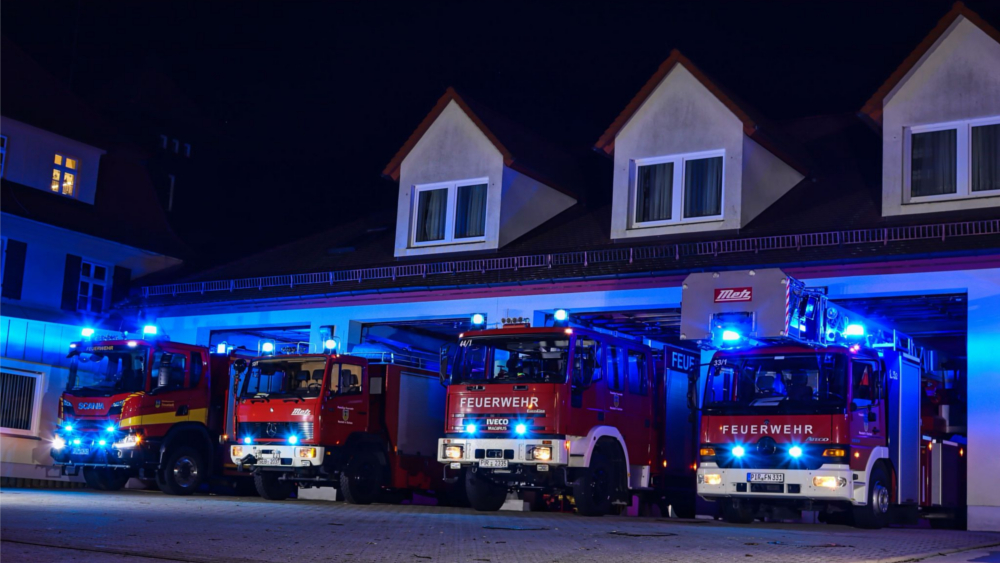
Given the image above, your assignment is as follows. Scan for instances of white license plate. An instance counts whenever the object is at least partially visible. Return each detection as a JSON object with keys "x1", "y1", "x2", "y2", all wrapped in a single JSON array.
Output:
[
  {"x1": 479, "y1": 459, "x2": 508, "y2": 468},
  {"x1": 256, "y1": 456, "x2": 283, "y2": 466},
  {"x1": 71, "y1": 447, "x2": 90, "y2": 455},
  {"x1": 748, "y1": 472, "x2": 784, "y2": 483}
]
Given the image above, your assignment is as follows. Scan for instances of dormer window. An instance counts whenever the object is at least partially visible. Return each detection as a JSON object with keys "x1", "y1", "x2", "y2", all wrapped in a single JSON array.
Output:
[
  {"x1": 412, "y1": 178, "x2": 488, "y2": 246},
  {"x1": 632, "y1": 150, "x2": 724, "y2": 228},
  {"x1": 906, "y1": 118, "x2": 1000, "y2": 202},
  {"x1": 51, "y1": 154, "x2": 78, "y2": 197}
]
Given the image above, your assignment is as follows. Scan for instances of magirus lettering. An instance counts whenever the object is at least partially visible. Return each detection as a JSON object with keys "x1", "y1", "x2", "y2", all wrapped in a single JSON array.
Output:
[
  {"x1": 459, "y1": 396, "x2": 540, "y2": 409},
  {"x1": 714, "y1": 288, "x2": 753, "y2": 303},
  {"x1": 290, "y1": 408, "x2": 312, "y2": 416}
]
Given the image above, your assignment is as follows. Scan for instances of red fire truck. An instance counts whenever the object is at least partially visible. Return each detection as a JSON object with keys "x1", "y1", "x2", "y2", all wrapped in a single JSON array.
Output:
[
  {"x1": 51, "y1": 330, "x2": 250, "y2": 494},
  {"x1": 682, "y1": 269, "x2": 967, "y2": 528},
  {"x1": 437, "y1": 323, "x2": 698, "y2": 516},
  {"x1": 229, "y1": 353, "x2": 447, "y2": 503}
]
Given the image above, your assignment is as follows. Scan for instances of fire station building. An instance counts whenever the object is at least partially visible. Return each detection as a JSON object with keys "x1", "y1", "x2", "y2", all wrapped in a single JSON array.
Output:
[{"x1": 133, "y1": 5, "x2": 996, "y2": 529}]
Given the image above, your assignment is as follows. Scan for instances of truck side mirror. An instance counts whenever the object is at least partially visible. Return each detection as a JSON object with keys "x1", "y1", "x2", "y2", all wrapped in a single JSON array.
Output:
[
  {"x1": 686, "y1": 370, "x2": 699, "y2": 411},
  {"x1": 438, "y1": 343, "x2": 454, "y2": 386}
]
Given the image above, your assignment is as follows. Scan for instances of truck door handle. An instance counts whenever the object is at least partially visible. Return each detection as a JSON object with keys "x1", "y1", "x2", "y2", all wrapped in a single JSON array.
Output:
[{"x1": 176, "y1": 406, "x2": 189, "y2": 416}]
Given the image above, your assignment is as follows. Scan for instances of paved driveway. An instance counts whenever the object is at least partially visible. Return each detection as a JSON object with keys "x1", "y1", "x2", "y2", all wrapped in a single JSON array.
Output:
[{"x1": 1, "y1": 489, "x2": 998, "y2": 563}]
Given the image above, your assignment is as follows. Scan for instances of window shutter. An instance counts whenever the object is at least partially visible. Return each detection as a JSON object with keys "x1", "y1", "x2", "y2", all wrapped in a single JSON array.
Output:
[
  {"x1": 61, "y1": 254, "x2": 83, "y2": 311},
  {"x1": 1, "y1": 240, "x2": 28, "y2": 300},
  {"x1": 111, "y1": 265, "x2": 132, "y2": 305}
]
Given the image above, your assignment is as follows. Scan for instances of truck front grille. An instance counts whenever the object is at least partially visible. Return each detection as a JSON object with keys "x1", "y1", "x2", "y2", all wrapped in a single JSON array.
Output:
[{"x1": 239, "y1": 421, "x2": 313, "y2": 441}]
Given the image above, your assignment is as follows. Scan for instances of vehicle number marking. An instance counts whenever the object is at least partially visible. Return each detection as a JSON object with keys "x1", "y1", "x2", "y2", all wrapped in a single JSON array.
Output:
[
  {"x1": 478, "y1": 459, "x2": 508, "y2": 468},
  {"x1": 747, "y1": 472, "x2": 784, "y2": 483}
]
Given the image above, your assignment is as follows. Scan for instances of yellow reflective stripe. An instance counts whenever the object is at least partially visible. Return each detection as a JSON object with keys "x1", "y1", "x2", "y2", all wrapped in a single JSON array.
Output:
[{"x1": 119, "y1": 408, "x2": 209, "y2": 429}]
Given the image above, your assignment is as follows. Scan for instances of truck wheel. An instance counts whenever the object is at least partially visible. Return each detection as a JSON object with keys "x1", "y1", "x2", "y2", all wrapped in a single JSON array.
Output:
[
  {"x1": 340, "y1": 449, "x2": 383, "y2": 505},
  {"x1": 721, "y1": 498, "x2": 755, "y2": 523},
  {"x1": 254, "y1": 471, "x2": 294, "y2": 501},
  {"x1": 573, "y1": 451, "x2": 615, "y2": 516},
  {"x1": 83, "y1": 467, "x2": 129, "y2": 491},
  {"x1": 853, "y1": 465, "x2": 891, "y2": 529},
  {"x1": 465, "y1": 469, "x2": 507, "y2": 512},
  {"x1": 159, "y1": 446, "x2": 205, "y2": 496}
]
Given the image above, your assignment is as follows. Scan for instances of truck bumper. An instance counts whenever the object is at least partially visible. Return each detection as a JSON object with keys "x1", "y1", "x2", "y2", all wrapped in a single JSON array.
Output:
[
  {"x1": 51, "y1": 439, "x2": 144, "y2": 471},
  {"x1": 230, "y1": 444, "x2": 325, "y2": 470},
  {"x1": 696, "y1": 463, "x2": 859, "y2": 504},
  {"x1": 437, "y1": 437, "x2": 568, "y2": 468}
]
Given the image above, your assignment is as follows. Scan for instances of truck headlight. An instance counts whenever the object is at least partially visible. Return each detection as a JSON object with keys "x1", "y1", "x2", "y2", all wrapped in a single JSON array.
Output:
[
  {"x1": 813, "y1": 476, "x2": 847, "y2": 488},
  {"x1": 703, "y1": 473, "x2": 722, "y2": 485},
  {"x1": 114, "y1": 434, "x2": 142, "y2": 449},
  {"x1": 297, "y1": 448, "x2": 317, "y2": 459},
  {"x1": 444, "y1": 445, "x2": 464, "y2": 459},
  {"x1": 528, "y1": 446, "x2": 551, "y2": 461},
  {"x1": 231, "y1": 445, "x2": 244, "y2": 457},
  {"x1": 52, "y1": 437, "x2": 66, "y2": 450}
]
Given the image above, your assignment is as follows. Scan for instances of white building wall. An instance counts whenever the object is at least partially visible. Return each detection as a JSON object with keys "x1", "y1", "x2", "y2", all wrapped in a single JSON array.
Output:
[
  {"x1": 610, "y1": 65, "x2": 744, "y2": 239},
  {"x1": 0, "y1": 117, "x2": 105, "y2": 205},
  {"x1": 149, "y1": 264, "x2": 1000, "y2": 530},
  {"x1": 2, "y1": 213, "x2": 182, "y2": 312},
  {"x1": 394, "y1": 100, "x2": 505, "y2": 258},
  {"x1": 498, "y1": 167, "x2": 576, "y2": 247},
  {"x1": 881, "y1": 16, "x2": 1000, "y2": 217},
  {"x1": 740, "y1": 136, "x2": 805, "y2": 227}
]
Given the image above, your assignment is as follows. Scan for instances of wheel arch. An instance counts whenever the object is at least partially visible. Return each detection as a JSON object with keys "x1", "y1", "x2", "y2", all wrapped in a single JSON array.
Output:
[
  {"x1": 569, "y1": 425, "x2": 631, "y2": 470},
  {"x1": 160, "y1": 423, "x2": 214, "y2": 475}
]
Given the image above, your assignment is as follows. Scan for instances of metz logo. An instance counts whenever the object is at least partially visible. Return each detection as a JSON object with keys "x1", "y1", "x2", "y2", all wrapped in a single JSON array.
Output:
[
  {"x1": 714, "y1": 288, "x2": 752, "y2": 303},
  {"x1": 77, "y1": 402, "x2": 105, "y2": 410},
  {"x1": 290, "y1": 408, "x2": 312, "y2": 416}
]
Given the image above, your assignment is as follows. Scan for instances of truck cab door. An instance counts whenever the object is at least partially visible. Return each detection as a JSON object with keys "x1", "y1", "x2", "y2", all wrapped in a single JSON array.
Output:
[
  {"x1": 135, "y1": 348, "x2": 191, "y2": 436},
  {"x1": 569, "y1": 337, "x2": 605, "y2": 436},
  {"x1": 322, "y1": 361, "x2": 370, "y2": 443}
]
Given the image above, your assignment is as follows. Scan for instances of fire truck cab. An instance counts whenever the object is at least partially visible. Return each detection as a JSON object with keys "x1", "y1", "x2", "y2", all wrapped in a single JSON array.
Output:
[
  {"x1": 230, "y1": 353, "x2": 446, "y2": 503},
  {"x1": 437, "y1": 324, "x2": 695, "y2": 516},
  {"x1": 52, "y1": 332, "x2": 248, "y2": 495},
  {"x1": 683, "y1": 269, "x2": 966, "y2": 528}
]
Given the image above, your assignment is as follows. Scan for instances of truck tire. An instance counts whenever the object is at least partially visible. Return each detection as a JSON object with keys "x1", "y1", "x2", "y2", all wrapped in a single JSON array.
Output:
[
  {"x1": 158, "y1": 446, "x2": 205, "y2": 496},
  {"x1": 83, "y1": 467, "x2": 129, "y2": 491},
  {"x1": 465, "y1": 469, "x2": 507, "y2": 512},
  {"x1": 254, "y1": 471, "x2": 294, "y2": 501},
  {"x1": 852, "y1": 464, "x2": 891, "y2": 529},
  {"x1": 340, "y1": 449, "x2": 383, "y2": 505},
  {"x1": 573, "y1": 451, "x2": 615, "y2": 516},
  {"x1": 721, "y1": 498, "x2": 755, "y2": 523}
]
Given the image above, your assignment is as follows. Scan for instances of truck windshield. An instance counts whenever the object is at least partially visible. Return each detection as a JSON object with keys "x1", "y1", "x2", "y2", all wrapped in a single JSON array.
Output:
[
  {"x1": 453, "y1": 336, "x2": 570, "y2": 385},
  {"x1": 703, "y1": 353, "x2": 848, "y2": 415},
  {"x1": 67, "y1": 347, "x2": 149, "y2": 396},
  {"x1": 241, "y1": 357, "x2": 326, "y2": 399}
]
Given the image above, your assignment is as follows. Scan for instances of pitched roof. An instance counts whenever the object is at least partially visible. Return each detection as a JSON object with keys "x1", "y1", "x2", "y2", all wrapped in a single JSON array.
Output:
[
  {"x1": 592, "y1": 49, "x2": 808, "y2": 174},
  {"x1": 860, "y1": 2, "x2": 1000, "y2": 126},
  {"x1": 381, "y1": 87, "x2": 581, "y2": 198},
  {"x1": 0, "y1": 38, "x2": 189, "y2": 259}
]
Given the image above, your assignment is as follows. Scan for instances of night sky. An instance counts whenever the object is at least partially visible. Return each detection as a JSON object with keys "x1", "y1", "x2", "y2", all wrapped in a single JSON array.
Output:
[{"x1": 4, "y1": 1, "x2": 997, "y2": 265}]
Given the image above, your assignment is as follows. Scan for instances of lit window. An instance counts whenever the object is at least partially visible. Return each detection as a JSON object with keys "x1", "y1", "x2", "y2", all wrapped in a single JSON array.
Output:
[
  {"x1": 412, "y1": 179, "x2": 488, "y2": 246},
  {"x1": 78, "y1": 261, "x2": 109, "y2": 314},
  {"x1": 632, "y1": 150, "x2": 724, "y2": 228},
  {"x1": 906, "y1": 117, "x2": 1000, "y2": 202},
  {"x1": 51, "y1": 154, "x2": 78, "y2": 197},
  {"x1": 0, "y1": 135, "x2": 7, "y2": 177}
]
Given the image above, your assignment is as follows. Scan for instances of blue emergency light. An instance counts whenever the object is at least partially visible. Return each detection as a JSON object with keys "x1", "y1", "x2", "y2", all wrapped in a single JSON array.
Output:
[{"x1": 143, "y1": 325, "x2": 158, "y2": 336}]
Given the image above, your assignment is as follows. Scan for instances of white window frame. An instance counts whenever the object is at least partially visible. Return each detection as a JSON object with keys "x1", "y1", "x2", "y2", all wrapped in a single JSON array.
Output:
[
  {"x1": 0, "y1": 134, "x2": 7, "y2": 177},
  {"x1": 78, "y1": 259, "x2": 111, "y2": 314},
  {"x1": 51, "y1": 153, "x2": 80, "y2": 198},
  {"x1": 410, "y1": 177, "x2": 489, "y2": 247},
  {"x1": 0, "y1": 362, "x2": 47, "y2": 438},
  {"x1": 904, "y1": 116, "x2": 1000, "y2": 204},
  {"x1": 630, "y1": 149, "x2": 726, "y2": 229}
]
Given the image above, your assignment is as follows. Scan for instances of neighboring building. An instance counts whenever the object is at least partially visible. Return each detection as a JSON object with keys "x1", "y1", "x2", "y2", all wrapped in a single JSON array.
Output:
[
  {"x1": 0, "y1": 39, "x2": 187, "y2": 483},
  {"x1": 130, "y1": 4, "x2": 996, "y2": 530}
]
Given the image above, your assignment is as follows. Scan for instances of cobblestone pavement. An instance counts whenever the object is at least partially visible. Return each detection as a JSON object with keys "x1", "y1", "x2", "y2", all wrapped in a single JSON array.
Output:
[{"x1": 1, "y1": 489, "x2": 998, "y2": 563}]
